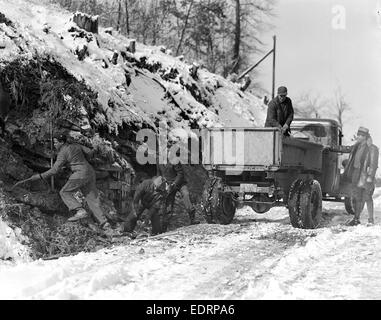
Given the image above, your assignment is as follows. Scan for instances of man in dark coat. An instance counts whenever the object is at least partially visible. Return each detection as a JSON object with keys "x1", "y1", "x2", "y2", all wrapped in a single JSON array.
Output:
[
  {"x1": 359, "y1": 135, "x2": 379, "y2": 224},
  {"x1": 157, "y1": 163, "x2": 200, "y2": 230},
  {"x1": 343, "y1": 127, "x2": 372, "y2": 226},
  {"x1": 16, "y1": 134, "x2": 110, "y2": 230},
  {"x1": 265, "y1": 86, "x2": 294, "y2": 136},
  {"x1": 123, "y1": 176, "x2": 168, "y2": 235}
]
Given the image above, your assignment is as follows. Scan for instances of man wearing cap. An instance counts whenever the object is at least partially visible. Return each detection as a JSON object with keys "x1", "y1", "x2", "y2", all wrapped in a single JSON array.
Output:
[
  {"x1": 359, "y1": 135, "x2": 379, "y2": 224},
  {"x1": 122, "y1": 176, "x2": 168, "y2": 235},
  {"x1": 265, "y1": 86, "x2": 294, "y2": 136},
  {"x1": 20, "y1": 134, "x2": 111, "y2": 230},
  {"x1": 343, "y1": 127, "x2": 373, "y2": 226}
]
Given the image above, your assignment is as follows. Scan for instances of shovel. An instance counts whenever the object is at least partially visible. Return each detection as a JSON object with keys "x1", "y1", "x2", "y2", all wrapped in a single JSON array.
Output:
[{"x1": 10, "y1": 177, "x2": 34, "y2": 191}]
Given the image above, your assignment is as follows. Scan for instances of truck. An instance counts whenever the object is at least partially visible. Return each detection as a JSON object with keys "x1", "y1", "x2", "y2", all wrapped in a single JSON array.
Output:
[{"x1": 201, "y1": 119, "x2": 355, "y2": 229}]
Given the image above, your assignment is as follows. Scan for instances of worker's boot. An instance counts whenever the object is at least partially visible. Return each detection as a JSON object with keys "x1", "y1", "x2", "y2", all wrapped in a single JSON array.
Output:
[
  {"x1": 100, "y1": 221, "x2": 117, "y2": 237},
  {"x1": 347, "y1": 218, "x2": 360, "y2": 226},
  {"x1": 188, "y1": 209, "x2": 200, "y2": 225},
  {"x1": 68, "y1": 208, "x2": 89, "y2": 222}
]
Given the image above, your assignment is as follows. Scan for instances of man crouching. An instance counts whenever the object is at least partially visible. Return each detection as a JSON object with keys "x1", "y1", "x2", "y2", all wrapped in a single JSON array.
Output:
[{"x1": 122, "y1": 176, "x2": 168, "y2": 236}]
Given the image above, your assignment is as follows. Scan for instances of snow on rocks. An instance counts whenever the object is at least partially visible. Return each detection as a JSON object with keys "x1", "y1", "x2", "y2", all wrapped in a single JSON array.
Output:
[
  {"x1": 0, "y1": 217, "x2": 31, "y2": 264},
  {"x1": 0, "y1": 0, "x2": 266, "y2": 135}
]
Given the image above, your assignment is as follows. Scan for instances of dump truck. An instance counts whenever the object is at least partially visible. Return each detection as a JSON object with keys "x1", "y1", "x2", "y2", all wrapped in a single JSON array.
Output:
[{"x1": 201, "y1": 119, "x2": 354, "y2": 229}]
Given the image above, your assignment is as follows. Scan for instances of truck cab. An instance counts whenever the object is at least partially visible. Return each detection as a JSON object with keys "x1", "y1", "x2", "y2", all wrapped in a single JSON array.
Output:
[{"x1": 291, "y1": 119, "x2": 346, "y2": 198}]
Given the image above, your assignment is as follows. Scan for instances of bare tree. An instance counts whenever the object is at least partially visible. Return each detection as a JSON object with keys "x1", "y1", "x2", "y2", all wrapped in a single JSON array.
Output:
[
  {"x1": 125, "y1": 0, "x2": 130, "y2": 36},
  {"x1": 230, "y1": 0, "x2": 241, "y2": 74},
  {"x1": 176, "y1": 0, "x2": 194, "y2": 56},
  {"x1": 117, "y1": 0, "x2": 122, "y2": 31},
  {"x1": 331, "y1": 86, "x2": 350, "y2": 128},
  {"x1": 294, "y1": 93, "x2": 328, "y2": 119}
]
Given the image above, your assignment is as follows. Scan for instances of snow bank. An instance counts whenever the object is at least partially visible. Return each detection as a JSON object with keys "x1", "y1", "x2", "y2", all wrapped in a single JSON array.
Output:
[{"x1": 0, "y1": 218, "x2": 31, "y2": 264}]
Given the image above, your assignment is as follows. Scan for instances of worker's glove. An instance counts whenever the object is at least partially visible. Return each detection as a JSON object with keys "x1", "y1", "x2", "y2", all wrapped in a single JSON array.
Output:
[
  {"x1": 281, "y1": 124, "x2": 289, "y2": 135},
  {"x1": 29, "y1": 174, "x2": 42, "y2": 182},
  {"x1": 366, "y1": 177, "x2": 373, "y2": 183},
  {"x1": 167, "y1": 183, "x2": 177, "y2": 194}
]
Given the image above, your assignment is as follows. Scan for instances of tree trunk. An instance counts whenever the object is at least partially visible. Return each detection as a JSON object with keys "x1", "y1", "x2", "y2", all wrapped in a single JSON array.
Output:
[
  {"x1": 176, "y1": 0, "x2": 194, "y2": 56},
  {"x1": 117, "y1": 0, "x2": 122, "y2": 31},
  {"x1": 231, "y1": 0, "x2": 241, "y2": 74},
  {"x1": 125, "y1": 0, "x2": 130, "y2": 36}
]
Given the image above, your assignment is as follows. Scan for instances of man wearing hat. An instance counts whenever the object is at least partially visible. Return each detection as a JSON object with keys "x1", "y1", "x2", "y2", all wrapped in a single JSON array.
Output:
[
  {"x1": 122, "y1": 176, "x2": 168, "y2": 235},
  {"x1": 16, "y1": 133, "x2": 111, "y2": 230},
  {"x1": 265, "y1": 86, "x2": 294, "y2": 136},
  {"x1": 343, "y1": 127, "x2": 374, "y2": 226},
  {"x1": 359, "y1": 135, "x2": 379, "y2": 224}
]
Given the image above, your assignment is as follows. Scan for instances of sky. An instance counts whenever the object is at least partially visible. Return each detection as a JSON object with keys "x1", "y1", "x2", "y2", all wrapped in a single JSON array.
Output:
[{"x1": 257, "y1": 0, "x2": 381, "y2": 147}]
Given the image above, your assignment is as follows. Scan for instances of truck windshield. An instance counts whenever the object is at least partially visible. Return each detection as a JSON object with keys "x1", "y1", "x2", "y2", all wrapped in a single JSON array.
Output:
[{"x1": 291, "y1": 121, "x2": 338, "y2": 147}]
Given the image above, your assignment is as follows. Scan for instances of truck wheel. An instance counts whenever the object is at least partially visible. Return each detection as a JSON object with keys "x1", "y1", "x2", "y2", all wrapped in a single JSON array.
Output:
[
  {"x1": 288, "y1": 179, "x2": 322, "y2": 229},
  {"x1": 288, "y1": 179, "x2": 304, "y2": 228},
  {"x1": 218, "y1": 194, "x2": 236, "y2": 225},
  {"x1": 299, "y1": 180, "x2": 322, "y2": 229},
  {"x1": 201, "y1": 178, "x2": 236, "y2": 225},
  {"x1": 344, "y1": 196, "x2": 364, "y2": 215}
]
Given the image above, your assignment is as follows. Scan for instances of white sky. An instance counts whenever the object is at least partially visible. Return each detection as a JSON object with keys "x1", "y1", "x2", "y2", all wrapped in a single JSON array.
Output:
[{"x1": 257, "y1": 0, "x2": 381, "y2": 147}]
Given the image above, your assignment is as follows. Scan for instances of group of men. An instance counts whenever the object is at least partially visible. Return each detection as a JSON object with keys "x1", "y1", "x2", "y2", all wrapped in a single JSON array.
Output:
[
  {"x1": 12, "y1": 86, "x2": 378, "y2": 235},
  {"x1": 15, "y1": 133, "x2": 198, "y2": 236},
  {"x1": 122, "y1": 162, "x2": 200, "y2": 236},
  {"x1": 265, "y1": 86, "x2": 379, "y2": 226}
]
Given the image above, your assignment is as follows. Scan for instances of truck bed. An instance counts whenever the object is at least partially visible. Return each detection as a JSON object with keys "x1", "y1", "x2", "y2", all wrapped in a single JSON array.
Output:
[{"x1": 202, "y1": 128, "x2": 324, "y2": 173}]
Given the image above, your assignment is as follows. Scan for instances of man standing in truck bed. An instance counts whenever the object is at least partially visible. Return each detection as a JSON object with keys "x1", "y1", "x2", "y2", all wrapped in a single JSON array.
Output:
[{"x1": 265, "y1": 86, "x2": 294, "y2": 136}]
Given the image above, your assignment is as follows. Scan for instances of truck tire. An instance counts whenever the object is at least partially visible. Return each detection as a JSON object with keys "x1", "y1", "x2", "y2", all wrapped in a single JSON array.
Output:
[
  {"x1": 344, "y1": 196, "x2": 365, "y2": 215},
  {"x1": 219, "y1": 194, "x2": 236, "y2": 225},
  {"x1": 299, "y1": 180, "x2": 322, "y2": 229},
  {"x1": 288, "y1": 179, "x2": 322, "y2": 229},
  {"x1": 288, "y1": 179, "x2": 304, "y2": 228},
  {"x1": 201, "y1": 178, "x2": 236, "y2": 225}
]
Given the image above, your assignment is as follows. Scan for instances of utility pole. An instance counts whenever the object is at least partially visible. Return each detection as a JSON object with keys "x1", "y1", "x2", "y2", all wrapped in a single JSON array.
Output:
[{"x1": 272, "y1": 35, "x2": 276, "y2": 100}]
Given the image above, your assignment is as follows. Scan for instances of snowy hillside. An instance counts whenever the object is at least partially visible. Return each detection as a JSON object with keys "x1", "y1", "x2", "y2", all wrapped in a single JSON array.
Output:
[{"x1": 0, "y1": 0, "x2": 267, "y2": 135}]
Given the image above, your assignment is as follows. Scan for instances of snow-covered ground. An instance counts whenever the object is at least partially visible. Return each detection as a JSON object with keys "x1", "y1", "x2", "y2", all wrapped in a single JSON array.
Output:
[{"x1": 1, "y1": 190, "x2": 381, "y2": 300}]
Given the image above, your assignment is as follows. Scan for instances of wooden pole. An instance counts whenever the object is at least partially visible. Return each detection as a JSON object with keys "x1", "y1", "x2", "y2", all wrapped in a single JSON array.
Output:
[
  {"x1": 237, "y1": 48, "x2": 273, "y2": 81},
  {"x1": 272, "y1": 35, "x2": 276, "y2": 100}
]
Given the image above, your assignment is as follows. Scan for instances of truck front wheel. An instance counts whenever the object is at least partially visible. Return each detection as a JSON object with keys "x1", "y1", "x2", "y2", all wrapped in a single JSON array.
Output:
[
  {"x1": 288, "y1": 179, "x2": 322, "y2": 229},
  {"x1": 201, "y1": 178, "x2": 236, "y2": 225}
]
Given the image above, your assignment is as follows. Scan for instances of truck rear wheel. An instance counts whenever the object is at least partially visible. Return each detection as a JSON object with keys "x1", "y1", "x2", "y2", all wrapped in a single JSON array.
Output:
[
  {"x1": 288, "y1": 179, "x2": 322, "y2": 229},
  {"x1": 201, "y1": 178, "x2": 236, "y2": 225},
  {"x1": 344, "y1": 196, "x2": 364, "y2": 215}
]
